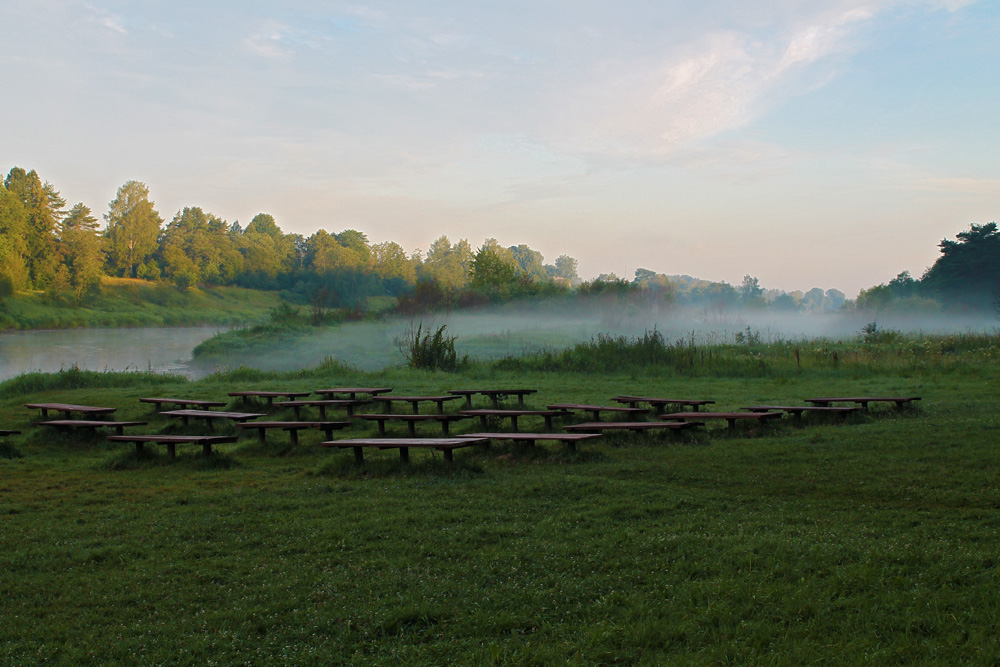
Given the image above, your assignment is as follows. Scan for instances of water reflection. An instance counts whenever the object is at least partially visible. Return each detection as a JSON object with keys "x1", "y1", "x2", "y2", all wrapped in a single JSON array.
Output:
[{"x1": 0, "y1": 326, "x2": 225, "y2": 381}]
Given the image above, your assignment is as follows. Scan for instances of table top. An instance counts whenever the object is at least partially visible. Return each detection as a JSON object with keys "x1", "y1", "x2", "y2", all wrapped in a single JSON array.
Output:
[
  {"x1": 371, "y1": 395, "x2": 461, "y2": 402},
  {"x1": 139, "y1": 397, "x2": 227, "y2": 406},
  {"x1": 161, "y1": 409, "x2": 266, "y2": 420},
  {"x1": 449, "y1": 389, "x2": 537, "y2": 396},
  {"x1": 461, "y1": 432, "x2": 600, "y2": 441},
  {"x1": 322, "y1": 437, "x2": 490, "y2": 447},
  {"x1": 660, "y1": 411, "x2": 782, "y2": 420},
  {"x1": 355, "y1": 413, "x2": 469, "y2": 421},
  {"x1": 314, "y1": 387, "x2": 394, "y2": 396},
  {"x1": 25, "y1": 402, "x2": 116, "y2": 413},
  {"x1": 228, "y1": 391, "x2": 312, "y2": 398}
]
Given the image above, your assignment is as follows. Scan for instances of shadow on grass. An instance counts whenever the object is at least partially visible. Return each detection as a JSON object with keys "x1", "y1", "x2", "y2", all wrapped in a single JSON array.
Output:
[
  {"x1": 100, "y1": 447, "x2": 240, "y2": 471},
  {"x1": 313, "y1": 453, "x2": 485, "y2": 479}
]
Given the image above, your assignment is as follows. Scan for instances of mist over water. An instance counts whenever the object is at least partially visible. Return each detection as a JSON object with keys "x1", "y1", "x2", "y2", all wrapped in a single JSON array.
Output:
[{"x1": 193, "y1": 304, "x2": 1000, "y2": 375}]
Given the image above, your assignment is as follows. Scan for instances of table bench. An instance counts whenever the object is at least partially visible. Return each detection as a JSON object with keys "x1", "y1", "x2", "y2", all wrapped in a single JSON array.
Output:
[
  {"x1": 274, "y1": 399, "x2": 369, "y2": 419},
  {"x1": 460, "y1": 432, "x2": 601, "y2": 452},
  {"x1": 160, "y1": 409, "x2": 266, "y2": 430},
  {"x1": 314, "y1": 387, "x2": 393, "y2": 399},
  {"x1": 25, "y1": 403, "x2": 116, "y2": 419},
  {"x1": 354, "y1": 413, "x2": 469, "y2": 437},
  {"x1": 107, "y1": 434, "x2": 238, "y2": 459},
  {"x1": 563, "y1": 421, "x2": 704, "y2": 434},
  {"x1": 320, "y1": 437, "x2": 490, "y2": 464},
  {"x1": 236, "y1": 420, "x2": 351, "y2": 445},
  {"x1": 804, "y1": 396, "x2": 921, "y2": 410},
  {"x1": 660, "y1": 411, "x2": 783, "y2": 429},
  {"x1": 546, "y1": 403, "x2": 648, "y2": 421},
  {"x1": 448, "y1": 389, "x2": 538, "y2": 409},
  {"x1": 615, "y1": 396, "x2": 715, "y2": 412},
  {"x1": 459, "y1": 409, "x2": 568, "y2": 432},
  {"x1": 742, "y1": 405, "x2": 859, "y2": 420},
  {"x1": 371, "y1": 395, "x2": 462, "y2": 414},
  {"x1": 139, "y1": 397, "x2": 227, "y2": 411},
  {"x1": 227, "y1": 390, "x2": 313, "y2": 407},
  {"x1": 34, "y1": 420, "x2": 147, "y2": 436}
]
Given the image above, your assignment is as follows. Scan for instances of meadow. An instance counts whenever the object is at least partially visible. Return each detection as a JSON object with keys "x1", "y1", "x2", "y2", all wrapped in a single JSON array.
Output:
[{"x1": 1, "y1": 332, "x2": 999, "y2": 664}]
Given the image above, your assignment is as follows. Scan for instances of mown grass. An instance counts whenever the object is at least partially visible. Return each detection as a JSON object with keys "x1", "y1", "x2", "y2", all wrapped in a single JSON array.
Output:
[
  {"x1": 0, "y1": 336, "x2": 998, "y2": 664},
  {"x1": 0, "y1": 279, "x2": 282, "y2": 330}
]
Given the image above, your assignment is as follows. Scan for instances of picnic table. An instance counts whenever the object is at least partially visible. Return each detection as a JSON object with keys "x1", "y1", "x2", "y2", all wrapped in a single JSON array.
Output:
[
  {"x1": 448, "y1": 389, "x2": 537, "y2": 409},
  {"x1": 139, "y1": 397, "x2": 227, "y2": 411},
  {"x1": 660, "y1": 411, "x2": 782, "y2": 429},
  {"x1": 804, "y1": 396, "x2": 921, "y2": 410},
  {"x1": 34, "y1": 420, "x2": 147, "y2": 436},
  {"x1": 615, "y1": 396, "x2": 715, "y2": 412},
  {"x1": 563, "y1": 421, "x2": 703, "y2": 434},
  {"x1": 371, "y1": 395, "x2": 462, "y2": 414},
  {"x1": 460, "y1": 432, "x2": 601, "y2": 453},
  {"x1": 354, "y1": 413, "x2": 469, "y2": 437},
  {"x1": 314, "y1": 387, "x2": 393, "y2": 399},
  {"x1": 742, "y1": 405, "x2": 859, "y2": 420},
  {"x1": 107, "y1": 434, "x2": 238, "y2": 459},
  {"x1": 160, "y1": 409, "x2": 266, "y2": 430},
  {"x1": 459, "y1": 409, "x2": 568, "y2": 432},
  {"x1": 546, "y1": 403, "x2": 648, "y2": 421},
  {"x1": 25, "y1": 403, "x2": 116, "y2": 419},
  {"x1": 227, "y1": 390, "x2": 312, "y2": 407},
  {"x1": 320, "y1": 437, "x2": 490, "y2": 464},
  {"x1": 236, "y1": 420, "x2": 350, "y2": 445},
  {"x1": 274, "y1": 399, "x2": 369, "y2": 420}
]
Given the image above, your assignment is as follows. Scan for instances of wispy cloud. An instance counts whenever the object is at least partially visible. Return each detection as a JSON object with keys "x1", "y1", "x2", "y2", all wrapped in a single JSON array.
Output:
[
  {"x1": 244, "y1": 23, "x2": 289, "y2": 58},
  {"x1": 84, "y1": 4, "x2": 127, "y2": 34}
]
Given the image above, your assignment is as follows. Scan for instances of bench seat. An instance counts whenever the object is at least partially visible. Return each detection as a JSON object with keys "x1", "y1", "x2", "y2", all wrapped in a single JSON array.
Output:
[
  {"x1": 35, "y1": 420, "x2": 147, "y2": 436},
  {"x1": 354, "y1": 413, "x2": 469, "y2": 437},
  {"x1": 139, "y1": 397, "x2": 227, "y2": 410},
  {"x1": 563, "y1": 421, "x2": 703, "y2": 433},
  {"x1": 615, "y1": 396, "x2": 716, "y2": 412},
  {"x1": 459, "y1": 409, "x2": 568, "y2": 432},
  {"x1": 804, "y1": 396, "x2": 921, "y2": 409},
  {"x1": 320, "y1": 437, "x2": 489, "y2": 464},
  {"x1": 742, "y1": 405, "x2": 859, "y2": 419},
  {"x1": 236, "y1": 420, "x2": 350, "y2": 444},
  {"x1": 660, "y1": 411, "x2": 782, "y2": 429},
  {"x1": 25, "y1": 403, "x2": 116, "y2": 419},
  {"x1": 546, "y1": 403, "x2": 648, "y2": 420},
  {"x1": 106, "y1": 434, "x2": 238, "y2": 458},
  {"x1": 460, "y1": 432, "x2": 601, "y2": 452},
  {"x1": 274, "y1": 399, "x2": 370, "y2": 419}
]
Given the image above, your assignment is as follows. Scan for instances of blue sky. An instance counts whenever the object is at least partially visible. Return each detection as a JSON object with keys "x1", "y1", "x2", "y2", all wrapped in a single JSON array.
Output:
[{"x1": 2, "y1": 0, "x2": 998, "y2": 295}]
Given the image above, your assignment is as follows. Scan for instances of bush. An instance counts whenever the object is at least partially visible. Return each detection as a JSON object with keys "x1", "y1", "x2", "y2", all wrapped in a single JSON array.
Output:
[{"x1": 395, "y1": 323, "x2": 464, "y2": 371}]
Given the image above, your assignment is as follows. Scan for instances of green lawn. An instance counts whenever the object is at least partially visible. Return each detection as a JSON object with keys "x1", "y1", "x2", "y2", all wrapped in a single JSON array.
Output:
[{"x1": 0, "y1": 355, "x2": 998, "y2": 664}]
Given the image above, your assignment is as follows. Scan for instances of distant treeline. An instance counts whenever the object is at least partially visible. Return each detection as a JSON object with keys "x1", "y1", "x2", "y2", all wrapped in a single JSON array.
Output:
[
  {"x1": 856, "y1": 222, "x2": 1000, "y2": 314},
  {"x1": 3, "y1": 165, "x2": 989, "y2": 317}
]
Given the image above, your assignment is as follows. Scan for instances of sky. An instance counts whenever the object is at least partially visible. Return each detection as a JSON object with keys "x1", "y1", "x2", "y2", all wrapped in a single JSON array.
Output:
[{"x1": 2, "y1": 0, "x2": 999, "y2": 296}]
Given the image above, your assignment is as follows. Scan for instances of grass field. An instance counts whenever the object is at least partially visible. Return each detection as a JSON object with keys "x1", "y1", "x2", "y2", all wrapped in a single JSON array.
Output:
[{"x1": 1, "y1": 338, "x2": 999, "y2": 664}]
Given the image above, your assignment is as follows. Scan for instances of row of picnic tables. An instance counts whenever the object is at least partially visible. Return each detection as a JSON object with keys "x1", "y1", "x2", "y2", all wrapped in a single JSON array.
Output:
[{"x1": 14, "y1": 391, "x2": 921, "y2": 462}]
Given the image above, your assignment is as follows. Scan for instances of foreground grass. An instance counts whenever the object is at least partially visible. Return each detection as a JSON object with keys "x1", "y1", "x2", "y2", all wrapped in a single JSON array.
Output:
[{"x1": 0, "y1": 356, "x2": 998, "y2": 664}]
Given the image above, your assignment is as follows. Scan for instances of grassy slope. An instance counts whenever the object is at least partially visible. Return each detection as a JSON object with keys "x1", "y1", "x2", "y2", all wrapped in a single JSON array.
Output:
[
  {"x1": 0, "y1": 359, "x2": 998, "y2": 664},
  {"x1": 0, "y1": 278, "x2": 283, "y2": 330}
]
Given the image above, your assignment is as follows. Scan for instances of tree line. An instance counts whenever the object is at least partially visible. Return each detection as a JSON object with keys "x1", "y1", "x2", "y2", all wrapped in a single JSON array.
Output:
[{"x1": 0, "y1": 167, "x2": 582, "y2": 307}]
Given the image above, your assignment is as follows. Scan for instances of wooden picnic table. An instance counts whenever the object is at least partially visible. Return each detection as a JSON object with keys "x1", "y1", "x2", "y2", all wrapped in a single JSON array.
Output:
[
  {"x1": 459, "y1": 409, "x2": 568, "y2": 432},
  {"x1": 563, "y1": 421, "x2": 703, "y2": 434},
  {"x1": 660, "y1": 411, "x2": 782, "y2": 429},
  {"x1": 742, "y1": 405, "x2": 859, "y2": 420},
  {"x1": 460, "y1": 432, "x2": 601, "y2": 453},
  {"x1": 448, "y1": 389, "x2": 538, "y2": 409},
  {"x1": 274, "y1": 399, "x2": 369, "y2": 420},
  {"x1": 804, "y1": 396, "x2": 921, "y2": 410},
  {"x1": 25, "y1": 403, "x2": 116, "y2": 419},
  {"x1": 320, "y1": 437, "x2": 490, "y2": 464},
  {"x1": 546, "y1": 403, "x2": 648, "y2": 421},
  {"x1": 371, "y1": 395, "x2": 462, "y2": 414},
  {"x1": 34, "y1": 420, "x2": 147, "y2": 436},
  {"x1": 615, "y1": 396, "x2": 716, "y2": 412},
  {"x1": 236, "y1": 420, "x2": 350, "y2": 445},
  {"x1": 354, "y1": 413, "x2": 469, "y2": 437},
  {"x1": 139, "y1": 397, "x2": 227, "y2": 411},
  {"x1": 227, "y1": 390, "x2": 313, "y2": 407},
  {"x1": 314, "y1": 387, "x2": 393, "y2": 399},
  {"x1": 107, "y1": 434, "x2": 238, "y2": 459},
  {"x1": 160, "y1": 409, "x2": 266, "y2": 430}
]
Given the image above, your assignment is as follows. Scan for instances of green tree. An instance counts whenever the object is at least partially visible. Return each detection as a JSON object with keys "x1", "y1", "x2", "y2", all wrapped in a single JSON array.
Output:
[
  {"x1": 159, "y1": 207, "x2": 243, "y2": 286},
  {"x1": 105, "y1": 180, "x2": 163, "y2": 279},
  {"x1": 4, "y1": 167, "x2": 64, "y2": 287},
  {"x1": 469, "y1": 238, "x2": 517, "y2": 293},
  {"x1": 508, "y1": 244, "x2": 547, "y2": 282},
  {"x1": 553, "y1": 254, "x2": 580, "y2": 285},
  {"x1": 371, "y1": 241, "x2": 416, "y2": 283},
  {"x1": 240, "y1": 213, "x2": 294, "y2": 280},
  {"x1": 921, "y1": 222, "x2": 1000, "y2": 309},
  {"x1": 420, "y1": 236, "x2": 473, "y2": 288},
  {"x1": 0, "y1": 182, "x2": 30, "y2": 289},
  {"x1": 59, "y1": 203, "x2": 106, "y2": 301}
]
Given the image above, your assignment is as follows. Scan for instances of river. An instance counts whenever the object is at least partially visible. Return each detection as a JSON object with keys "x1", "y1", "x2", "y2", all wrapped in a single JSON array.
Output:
[{"x1": 0, "y1": 326, "x2": 225, "y2": 382}]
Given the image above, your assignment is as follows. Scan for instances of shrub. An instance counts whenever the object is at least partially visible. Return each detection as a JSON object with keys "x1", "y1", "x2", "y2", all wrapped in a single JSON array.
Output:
[{"x1": 395, "y1": 323, "x2": 464, "y2": 371}]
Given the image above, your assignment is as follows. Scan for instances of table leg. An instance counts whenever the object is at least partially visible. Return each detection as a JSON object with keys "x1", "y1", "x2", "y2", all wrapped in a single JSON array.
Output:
[
  {"x1": 510, "y1": 415, "x2": 519, "y2": 432},
  {"x1": 544, "y1": 415, "x2": 553, "y2": 431},
  {"x1": 407, "y1": 421, "x2": 416, "y2": 437},
  {"x1": 443, "y1": 448, "x2": 454, "y2": 462},
  {"x1": 257, "y1": 429, "x2": 266, "y2": 443},
  {"x1": 411, "y1": 402, "x2": 419, "y2": 415},
  {"x1": 353, "y1": 446, "x2": 364, "y2": 464},
  {"x1": 202, "y1": 442, "x2": 213, "y2": 456},
  {"x1": 441, "y1": 420, "x2": 451, "y2": 436},
  {"x1": 399, "y1": 447, "x2": 410, "y2": 464},
  {"x1": 376, "y1": 420, "x2": 386, "y2": 437},
  {"x1": 289, "y1": 429, "x2": 299, "y2": 446},
  {"x1": 135, "y1": 442, "x2": 144, "y2": 456},
  {"x1": 167, "y1": 443, "x2": 177, "y2": 459},
  {"x1": 319, "y1": 405, "x2": 328, "y2": 420}
]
